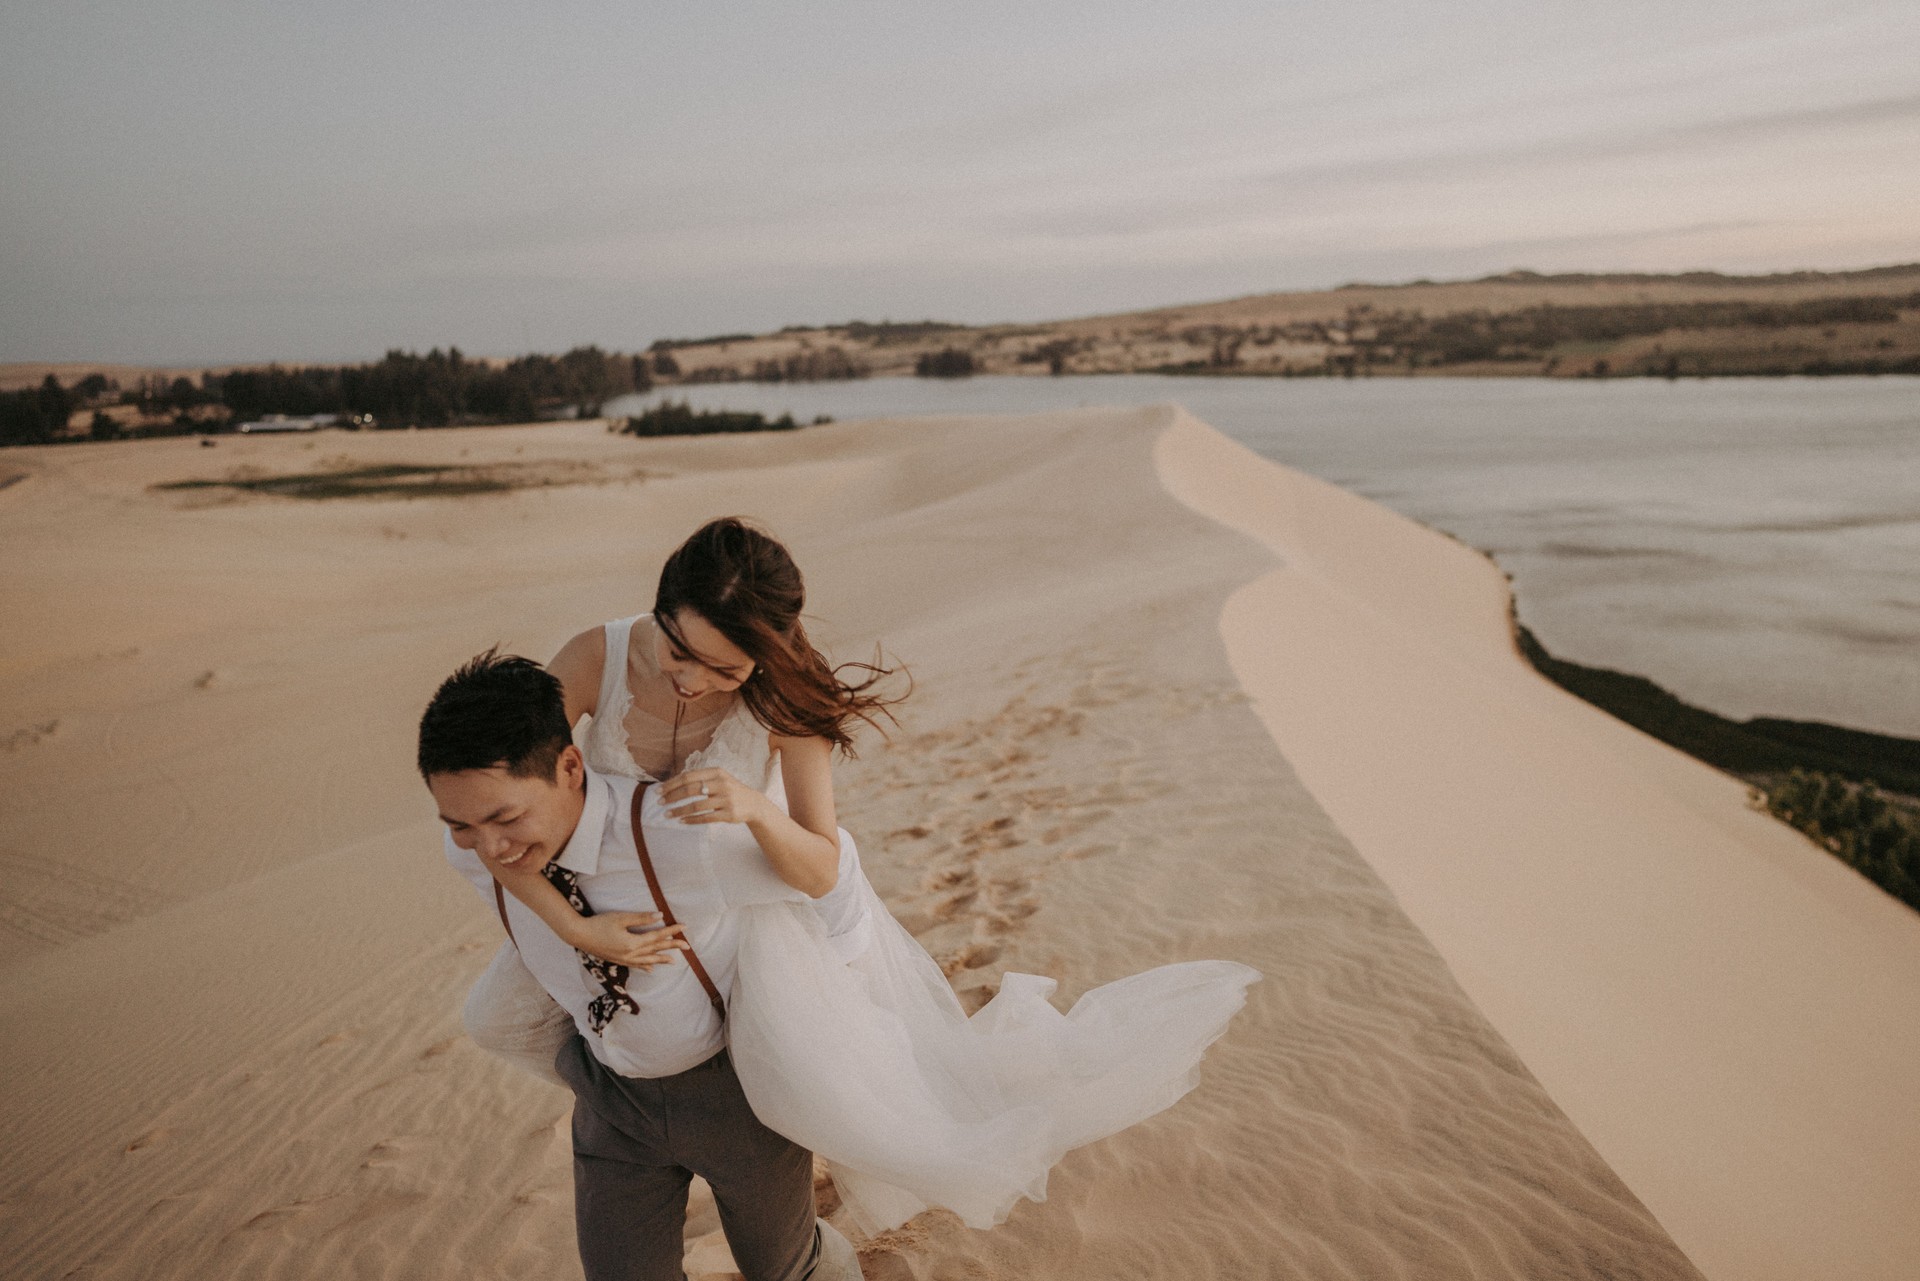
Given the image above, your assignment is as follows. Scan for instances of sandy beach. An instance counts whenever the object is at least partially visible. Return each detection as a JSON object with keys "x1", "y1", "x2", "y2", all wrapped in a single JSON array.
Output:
[{"x1": 2, "y1": 408, "x2": 1914, "y2": 1280}]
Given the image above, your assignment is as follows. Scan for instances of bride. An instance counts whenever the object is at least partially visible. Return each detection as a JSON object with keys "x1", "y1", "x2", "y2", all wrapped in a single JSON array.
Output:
[{"x1": 464, "y1": 516, "x2": 1260, "y2": 1235}]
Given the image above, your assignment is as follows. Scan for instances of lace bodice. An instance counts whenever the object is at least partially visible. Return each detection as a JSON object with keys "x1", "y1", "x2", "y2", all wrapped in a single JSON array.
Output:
[{"x1": 581, "y1": 615, "x2": 783, "y2": 802}]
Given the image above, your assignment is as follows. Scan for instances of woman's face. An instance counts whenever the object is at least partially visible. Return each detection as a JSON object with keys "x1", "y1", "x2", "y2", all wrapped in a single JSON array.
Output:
[{"x1": 655, "y1": 608, "x2": 755, "y2": 700}]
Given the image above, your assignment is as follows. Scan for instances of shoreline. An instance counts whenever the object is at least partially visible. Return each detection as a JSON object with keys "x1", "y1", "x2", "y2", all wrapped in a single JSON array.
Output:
[
  {"x1": 8, "y1": 362, "x2": 1920, "y2": 447},
  {"x1": 1156, "y1": 408, "x2": 1920, "y2": 1281},
  {"x1": 1508, "y1": 618, "x2": 1920, "y2": 797}
]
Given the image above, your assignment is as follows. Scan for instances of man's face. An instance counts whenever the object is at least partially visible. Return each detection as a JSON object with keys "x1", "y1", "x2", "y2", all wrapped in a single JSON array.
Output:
[{"x1": 428, "y1": 745, "x2": 586, "y2": 872}]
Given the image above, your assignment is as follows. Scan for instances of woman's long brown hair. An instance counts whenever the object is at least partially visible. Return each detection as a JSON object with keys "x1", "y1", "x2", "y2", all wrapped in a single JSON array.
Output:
[{"x1": 653, "y1": 517, "x2": 905, "y2": 754}]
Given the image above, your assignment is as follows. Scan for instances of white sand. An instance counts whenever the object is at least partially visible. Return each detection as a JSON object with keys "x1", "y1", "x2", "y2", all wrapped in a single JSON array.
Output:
[
  {"x1": 0, "y1": 406, "x2": 1888, "y2": 1279},
  {"x1": 1157, "y1": 409, "x2": 1920, "y2": 1281}
]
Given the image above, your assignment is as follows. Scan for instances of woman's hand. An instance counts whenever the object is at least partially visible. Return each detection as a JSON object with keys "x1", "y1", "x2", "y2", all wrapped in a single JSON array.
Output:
[
  {"x1": 659, "y1": 767, "x2": 771, "y2": 826},
  {"x1": 563, "y1": 910, "x2": 691, "y2": 969}
]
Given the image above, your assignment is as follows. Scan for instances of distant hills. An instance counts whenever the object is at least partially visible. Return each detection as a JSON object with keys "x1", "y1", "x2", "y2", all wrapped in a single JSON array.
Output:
[
  {"x1": 644, "y1": 261, "x2": 1920, "y2": 383},
  {"x1": 7, "y1": 262, "x2": 1920, "y2": 410}
]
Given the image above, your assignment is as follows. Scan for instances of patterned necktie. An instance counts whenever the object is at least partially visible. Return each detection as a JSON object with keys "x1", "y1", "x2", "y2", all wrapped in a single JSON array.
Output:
[{"x1": 543, "y1": 860, "x2": 640, "y2": 1033}]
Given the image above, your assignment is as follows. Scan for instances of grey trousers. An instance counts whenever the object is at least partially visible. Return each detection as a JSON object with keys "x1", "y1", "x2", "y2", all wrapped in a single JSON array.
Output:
[{"x1": 555, "y1": 1034, "x2": 821, "y2": 1281}]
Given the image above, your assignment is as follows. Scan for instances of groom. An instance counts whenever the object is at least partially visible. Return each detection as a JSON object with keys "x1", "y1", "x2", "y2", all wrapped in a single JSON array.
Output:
[{"x1": 417, "y1": 650, "x2": 860, "y2": 1281}]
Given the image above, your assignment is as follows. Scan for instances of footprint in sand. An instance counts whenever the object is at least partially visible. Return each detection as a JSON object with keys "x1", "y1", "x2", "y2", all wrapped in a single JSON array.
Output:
[
  {"x1": 233, "y1": 1194, "x2": 341, "y2": 1234},
  {"x1": 843, "y1": 664, "x2": 1171, "y2": 1007},
  {"x1": 0, "y1": 718, "x2": 59, "y2": 751},
  {"x1": 360, "y1": 1137, "x2": 425, "y2": 1169},
  {"x1": 923, "y1": 867, "x2": 974, "y2": 891},
  {"x1": 951, "y1": 943, "x2": 1000, "y2": 973},
  {"x1": 929, "y1": 890, "x2": 978, "y2": 920},
  {"x1": 124, "y1": 1128, "x2": 171, "y2": 1153}
]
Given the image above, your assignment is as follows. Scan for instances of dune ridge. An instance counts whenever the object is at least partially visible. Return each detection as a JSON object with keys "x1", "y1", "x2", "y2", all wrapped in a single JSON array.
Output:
[
  {"x1": 1156, "y1": 408, "x2": 1920, "y2": 1281},
  {"x1": 4, "y1": 409, "x2": 1718, "y2": 1278}
]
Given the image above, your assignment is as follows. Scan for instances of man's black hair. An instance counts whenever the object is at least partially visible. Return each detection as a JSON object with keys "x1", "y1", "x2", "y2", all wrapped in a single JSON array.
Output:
[{"x1": 417, "y1": 648, "x2": 572, "y2": 780}]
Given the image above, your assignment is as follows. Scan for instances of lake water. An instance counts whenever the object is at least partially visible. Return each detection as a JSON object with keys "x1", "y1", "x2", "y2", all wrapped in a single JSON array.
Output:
[{"x1": 605, "y1": 376, "x2": 1920, "y2": 739}]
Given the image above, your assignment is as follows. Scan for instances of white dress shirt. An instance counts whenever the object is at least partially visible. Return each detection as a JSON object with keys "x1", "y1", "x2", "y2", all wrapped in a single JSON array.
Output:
[{"x1": 446, "y1": 764, "x2": 870, "y2": 1078}]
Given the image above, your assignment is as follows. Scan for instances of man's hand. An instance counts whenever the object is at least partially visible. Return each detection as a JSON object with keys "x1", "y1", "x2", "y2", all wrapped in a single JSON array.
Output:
[
  {"x1": 659, "y1": 767, "x2": 769, "y2": 826},
  {"x1": 563, "y1": 911, "x2": 690, "y2": 968}
]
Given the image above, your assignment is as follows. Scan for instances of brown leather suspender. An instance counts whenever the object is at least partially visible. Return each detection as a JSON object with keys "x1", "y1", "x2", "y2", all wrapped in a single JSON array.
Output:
[
  {"x1": 493, "y1": 879, "x2": 516, "y2": 944},
  {"x1": 632, "y1": 783, "x2": 727, "y2": 1017}
]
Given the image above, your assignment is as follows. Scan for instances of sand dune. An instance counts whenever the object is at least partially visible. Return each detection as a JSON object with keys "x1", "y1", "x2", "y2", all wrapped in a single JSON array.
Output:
[
  {"x1": 1157, "y1": 411, "x2": 1920, "y2": 1281},
  {"x1": 0, "y1": 407, "x2": 1887, "y2": 1279}
]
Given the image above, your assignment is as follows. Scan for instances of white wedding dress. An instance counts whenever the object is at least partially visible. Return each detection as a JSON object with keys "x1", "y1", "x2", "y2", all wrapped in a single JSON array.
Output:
[{"x1": 480, "y1": 615, "x2": 1260, "y2": 1235}]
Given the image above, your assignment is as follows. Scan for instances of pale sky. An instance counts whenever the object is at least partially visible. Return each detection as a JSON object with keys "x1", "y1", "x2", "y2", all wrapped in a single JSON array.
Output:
[{"x1": 3, "y1": 0, "x2": 1917, "y2": 364}]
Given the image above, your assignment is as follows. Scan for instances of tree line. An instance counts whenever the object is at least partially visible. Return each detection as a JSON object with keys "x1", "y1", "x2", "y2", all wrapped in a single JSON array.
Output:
[
  {"x1": 2, "y1": 346, "x2": 658, "y2": 447},
  {"x1": 1134, "y1": 290, "x2": 1920, "y2": 376},
  {"x1": 216, "y1": 346, "x2": 651, "y2": 426},
  {"x1": 617, "y1": 400, "x2": 830, "y2": 437},
  {"x1": 0, "y1": 377, "x2": 80, "y2": 446},
  {"x1": 1754, "y1": 769, "x2": 1920, "y2": 909},
  {"x1": 1364, "y1": 292, "x2": 1920, "y2": 366}
]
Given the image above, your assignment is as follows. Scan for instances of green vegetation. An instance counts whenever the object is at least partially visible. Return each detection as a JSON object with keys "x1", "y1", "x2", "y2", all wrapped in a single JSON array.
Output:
[
  {"x1": 1515, "y1": 623, "x2": 1920, "y2": 910},
  {"x1": 618, "y1": 400, "x2": 828, "y2": 437},
  {"x1": 682, "y1": 347, "x2": 868, "y2": 384},
  {"x1": 215, "y1": 345, "x2": 645, "y2": 426},
  {"x1": 914, "y1": 347, "x2": 976, "y2": 378},
  {"x1": 1360, "y1": 294, "x2": 1920, "y2": 369},
  {"x1": 750, "y1": 347, "x2": 866, "y2": 383},
  {"x1": 649, "y1": 333, "x2": 757, "y2": 351},
  {"x1": 1752, "y1": 770, "x2": 1920, "y2": 908},
  {"x1": 1138, "y1": 285, "x2": 1920, "y2": 379},
  {"x1": 835, "y1": 320, "x2": 965, "y2": 347},
  {"x1": 0, "y1": 376, "x2": 75, "y2": 446},
  {"x1": 1465, "y1": 266, "x2": 1920, "y2": 288}
]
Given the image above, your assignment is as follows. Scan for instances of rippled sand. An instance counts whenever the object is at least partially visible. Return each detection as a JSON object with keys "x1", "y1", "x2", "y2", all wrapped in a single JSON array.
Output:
[{"x1": 2, "y1": 408, "x2": 1907, "y2": 1279}]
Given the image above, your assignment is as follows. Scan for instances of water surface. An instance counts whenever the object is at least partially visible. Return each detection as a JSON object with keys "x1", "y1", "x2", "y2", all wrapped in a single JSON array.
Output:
[{"x1": 608, "y1": 376, "x2": 1920, "y2": 738}]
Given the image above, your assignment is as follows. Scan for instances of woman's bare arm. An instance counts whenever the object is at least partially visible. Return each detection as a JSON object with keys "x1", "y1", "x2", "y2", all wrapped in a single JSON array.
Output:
[
  {"x1": 481, "y1": 625, "x2": 694, "y2": 965},
  {"x1": 657, "y1": 733, "x2": 841, "y2": 897},
  {"x1": 484, "y1": 848, "x2": 690, "y2": 968},
  {"x1": 547, "y1": 626, "x2": 607, "y2": 728}
]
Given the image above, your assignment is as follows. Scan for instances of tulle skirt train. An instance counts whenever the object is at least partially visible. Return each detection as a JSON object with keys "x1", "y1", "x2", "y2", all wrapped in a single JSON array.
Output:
[{"x1": 726, "y1": 874, "x2": 1260, "y2": 1233}]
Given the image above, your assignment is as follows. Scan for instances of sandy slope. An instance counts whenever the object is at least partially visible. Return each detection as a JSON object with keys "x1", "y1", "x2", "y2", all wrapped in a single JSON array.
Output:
[
  {"x1": 0, "y1": 408, "x2": 1731, "y2": 1279},
  {"x1": 1157, "y1": 411, "x2": 1920, "y2": 1281}
]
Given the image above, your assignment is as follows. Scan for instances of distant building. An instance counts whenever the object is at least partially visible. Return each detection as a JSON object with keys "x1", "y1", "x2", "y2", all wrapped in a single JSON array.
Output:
[
  {"x1": 235, "y1": 413, "x2": 375, "y2": 433},
  {"x1": 237, "y1": 414, "x2": 325, "y2": 434}
]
